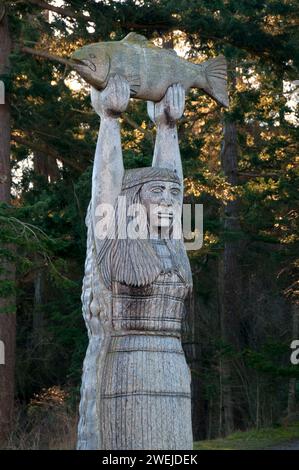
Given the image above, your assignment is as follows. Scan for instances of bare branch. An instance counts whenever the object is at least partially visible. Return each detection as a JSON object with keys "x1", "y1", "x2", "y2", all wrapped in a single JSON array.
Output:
[
  {"x1": 20, "y1": 45, "x2": 73, "y2": 67},
  {"x1": 237, "y1": 171, "x2": 280, "y2": 179}
]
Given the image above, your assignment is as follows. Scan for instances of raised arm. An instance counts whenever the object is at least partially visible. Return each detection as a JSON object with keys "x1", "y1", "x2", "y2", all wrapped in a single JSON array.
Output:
[
  {"x1": 79, "y1": 76, "x2": 130, "y2": 450},
  {"x1": 90, "y1": 75, "x2": 130, "y2": 222},
  {"x1": 147, "y1": 83, "x2": 185, "y2": 184}
]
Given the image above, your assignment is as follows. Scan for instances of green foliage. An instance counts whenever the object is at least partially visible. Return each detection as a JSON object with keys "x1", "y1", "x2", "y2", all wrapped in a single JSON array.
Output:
[
  {"x1": 0, "y1": 280, "x2": 16, "y2": 299},
  {"x1": 0, "y1": 0, "x2": 298, "y2": 437},
  {"x1": 244, "y1": 342, "x2": 299, "y2": 379},
  {"x1": 194, "y1": 422, "x2": 299, "y2": 450}
]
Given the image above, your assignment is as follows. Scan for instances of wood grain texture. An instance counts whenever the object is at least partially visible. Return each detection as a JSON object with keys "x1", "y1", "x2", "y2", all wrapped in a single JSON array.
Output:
[
  {"x1": 78, "y1": 177, "x2": 194, "y2": 450},
  {"x1": 77, "y1": 78, "x2": 194, "y2": 450}
]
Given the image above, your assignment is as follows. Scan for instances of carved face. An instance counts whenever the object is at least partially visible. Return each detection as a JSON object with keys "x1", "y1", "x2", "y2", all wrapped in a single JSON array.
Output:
[{"x1": 139, "y1": 180, "x2": 183, "y2": 235}]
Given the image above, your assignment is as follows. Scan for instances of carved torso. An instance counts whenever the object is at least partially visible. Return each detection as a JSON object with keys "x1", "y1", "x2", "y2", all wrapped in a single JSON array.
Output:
[
  {"x1": 111, "y1": 240, "x2": 190, "y2": 336},
  {"x1": 100, "y1": 239, "x2": 193, "y2": 450}
]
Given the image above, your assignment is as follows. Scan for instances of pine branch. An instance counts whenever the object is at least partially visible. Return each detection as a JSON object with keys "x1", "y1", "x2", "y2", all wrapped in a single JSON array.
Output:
[
  {"x1": 11, "y1": 134, "x2": 85, "y2": 173},
  {"x1": 19, "y1": 0, "x2": 85, "y2": 20},
  {"x1": 122, "y1": 114, "x2": 154, "y2": 143},
  {"x1": 70, "y1": 107, "x2": 154, "y2": 143},
  {"x1": 237, "y1": 171, "x2": 280, "y2": 179}
]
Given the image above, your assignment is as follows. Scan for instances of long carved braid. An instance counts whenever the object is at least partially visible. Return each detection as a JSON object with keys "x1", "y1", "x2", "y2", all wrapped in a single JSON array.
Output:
[{"x1": 77, "y1": 203, "x2": 112, "y2": 450}]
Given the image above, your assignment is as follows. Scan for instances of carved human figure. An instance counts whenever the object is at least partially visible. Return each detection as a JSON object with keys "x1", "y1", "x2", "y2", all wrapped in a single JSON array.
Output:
[{"x1": 77, "y1": 75, "x2": 193, "y2": 450}]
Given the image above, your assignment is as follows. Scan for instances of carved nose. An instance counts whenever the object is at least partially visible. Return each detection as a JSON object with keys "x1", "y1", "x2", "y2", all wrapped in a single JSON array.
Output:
[{"x1": 161, "y1": 191, "x2": 172, "y2": 206}]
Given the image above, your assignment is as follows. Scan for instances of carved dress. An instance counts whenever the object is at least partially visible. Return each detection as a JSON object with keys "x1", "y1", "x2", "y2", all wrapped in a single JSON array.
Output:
[{"x1": 100, "y1": 239, "x2": 193, "y2": 450}]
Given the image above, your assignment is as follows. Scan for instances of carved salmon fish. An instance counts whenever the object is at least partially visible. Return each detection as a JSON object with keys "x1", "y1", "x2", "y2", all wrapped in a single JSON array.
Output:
[{"x1": 71, "y1": 32, "x2": 229, "y2": 107}]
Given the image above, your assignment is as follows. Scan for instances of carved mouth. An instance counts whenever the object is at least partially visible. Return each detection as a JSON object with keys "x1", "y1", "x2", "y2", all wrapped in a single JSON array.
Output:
[
  {"x1": 72, "y1": 58, "x2": 96, "y2": 72},
  {"x1": 152, "y1": 206, "x2": 174, "y2": 219},
  {"x1": 157, "y1": 212, "x2": 174, "y2": 219}
]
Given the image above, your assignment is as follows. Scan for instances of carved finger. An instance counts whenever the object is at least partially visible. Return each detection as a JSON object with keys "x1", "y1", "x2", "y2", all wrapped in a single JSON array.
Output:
[
  {"x1": 122, "y1": 79, "x2": 130, "y2": 102},
  {"x1": 147, "y1": 101, "x2": 155, "y2": 121},
  {"x1": 167, "y1": 86, "x2": 173, "y2": 111},
  {"x1": 173, "y1": 86, "x2": 177, "y2": 109},
  {"x1": 90, "y1": 86, "x2": 103, "y2": 115},
  {"x1": 90, "y1": 86, "x2": 98, "y2": 105},
  {"x1": 107, "y1": 75, "x2": 116, "y2": 93},
  {"x1": 108, "y1": 76, "x2": 117, "y2": 100},
  {"x1": 115, "y1": 75, "x2": 123, "y2": 96},
  {"x1": 165, "y1": 86, "x2": 172, "y2": 108},
  {"x1": 121, "y1": 79, "x2": 126, "y2": 99},
  {"x1": 178, "y1": 84, "x2": 185, "y2": 111},
  {"x1": 155, "y1": 101, "x2": 163, "y2": 120},
  {"x1": 174, "y1": 84, "x2": 179, "y2": 111},
  {"x1": 118, "y1": 78, "x2": 129, "y2": 108}
]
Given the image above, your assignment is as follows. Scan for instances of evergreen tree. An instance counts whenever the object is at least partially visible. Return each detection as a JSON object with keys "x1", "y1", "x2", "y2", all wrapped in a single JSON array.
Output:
[{"x1": 0, "y1": 0, "x2": 297, "y2": 445}]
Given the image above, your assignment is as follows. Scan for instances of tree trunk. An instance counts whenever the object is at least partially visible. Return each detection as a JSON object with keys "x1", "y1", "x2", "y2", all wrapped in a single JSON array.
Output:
[
  {"x1": 34, "y1": 151, "x2": 59, "y2": 182},
  {"x1": 218, "y1": 119, "x2": 241, "y2": 436},
  {"x1": 0, "y1": 7, "x2": 16, "y2": 445},
  {"x1": 33, "y1": 267, "x2": 44, "y2": 334},
  {"x1": 183, "y1": 286, "x2": 206, "y2": 440}
]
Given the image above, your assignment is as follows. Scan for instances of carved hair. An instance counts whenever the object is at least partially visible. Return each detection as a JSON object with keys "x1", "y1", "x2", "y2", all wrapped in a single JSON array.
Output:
[{"x1": 96, "y1": 167, "x2": 192, "y2": 289}]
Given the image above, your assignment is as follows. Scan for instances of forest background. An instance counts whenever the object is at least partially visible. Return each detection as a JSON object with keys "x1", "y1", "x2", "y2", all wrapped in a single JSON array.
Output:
[{"x1": 0, "y1": 0, "x2": 298, "y2": 449}]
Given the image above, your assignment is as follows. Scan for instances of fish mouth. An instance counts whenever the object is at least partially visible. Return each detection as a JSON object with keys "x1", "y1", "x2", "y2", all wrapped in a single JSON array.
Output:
[{"x1": 72, "y1": 58, "x2": 96, "y2": 72}]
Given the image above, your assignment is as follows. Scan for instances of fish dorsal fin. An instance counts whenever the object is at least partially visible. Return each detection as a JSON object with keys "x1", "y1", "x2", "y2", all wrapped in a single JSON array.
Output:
[{"x1": 121, "y1": 32, "x2": 148, "y2": 44}]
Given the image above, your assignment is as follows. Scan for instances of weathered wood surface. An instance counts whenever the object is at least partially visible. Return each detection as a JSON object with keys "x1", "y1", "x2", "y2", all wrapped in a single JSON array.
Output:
[
  {"x1": 71, "y1": 32, "x2": 229, "y2": 107},
  {"x1": 77, "y1": 77, "x2": 197, "y2": 450}
]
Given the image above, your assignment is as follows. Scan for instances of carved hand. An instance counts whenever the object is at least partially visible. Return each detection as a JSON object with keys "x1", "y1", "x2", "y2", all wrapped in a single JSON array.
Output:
[
  {"x1": 91, "y1": 74, "x2": 130, "y2": 119},
  {"x1": 147, "y1": 83, "x2": 185, "y2": 126}
]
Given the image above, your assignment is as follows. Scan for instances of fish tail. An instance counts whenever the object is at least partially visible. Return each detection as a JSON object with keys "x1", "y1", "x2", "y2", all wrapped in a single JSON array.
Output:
[{"x1": 202, "y1": 55, "x2": 229, "y2": 107}]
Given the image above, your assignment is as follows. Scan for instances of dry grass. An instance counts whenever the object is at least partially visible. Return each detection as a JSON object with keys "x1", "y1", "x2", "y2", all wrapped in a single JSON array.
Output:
[
  {"x1": 8, "y1": 389, "x2": 298, "y2": 450},
  {"x1": 4, "y1": 386, "x2": 78, "y2": 450}
]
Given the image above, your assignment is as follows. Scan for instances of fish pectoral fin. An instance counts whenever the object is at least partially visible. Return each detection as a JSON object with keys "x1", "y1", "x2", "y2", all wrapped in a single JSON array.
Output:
[{"x1": 121, "y1": 32, "x2": 148, "y2": 44}]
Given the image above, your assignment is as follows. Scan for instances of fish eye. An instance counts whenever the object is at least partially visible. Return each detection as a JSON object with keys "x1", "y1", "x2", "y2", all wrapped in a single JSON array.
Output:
[{"x1": 89, "y1": 53, "x2": 96, "y2": 59}]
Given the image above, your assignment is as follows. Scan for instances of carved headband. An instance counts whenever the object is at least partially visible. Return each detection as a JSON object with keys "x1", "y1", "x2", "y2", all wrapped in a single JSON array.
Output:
[{"x1": 121, "y1": 167, "x2": 181, "y2": 191}]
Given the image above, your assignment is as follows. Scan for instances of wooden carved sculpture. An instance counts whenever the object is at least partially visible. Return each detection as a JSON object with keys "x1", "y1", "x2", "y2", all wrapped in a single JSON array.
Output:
[
  {"x1": 74, "y1": 30, "x2": 230, "y2": 448},
  {"x1": 71, "y1": 32, "x2": 229, "y2": 107},
  {"x1": 77, "y1": 76, "x2": 195, "y2": 450}
]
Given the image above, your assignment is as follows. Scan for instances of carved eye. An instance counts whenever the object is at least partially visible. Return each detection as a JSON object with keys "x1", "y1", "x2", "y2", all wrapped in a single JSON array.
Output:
[
  {"x1": 150, "y1": 187, "x2": 163, "y2": 193},
  {"x1": 171, "y1": 188, "x2": 181, "y2": 195},
  {"x1": 89, "y1": 53, "x2": 96, "y2": 59}
]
